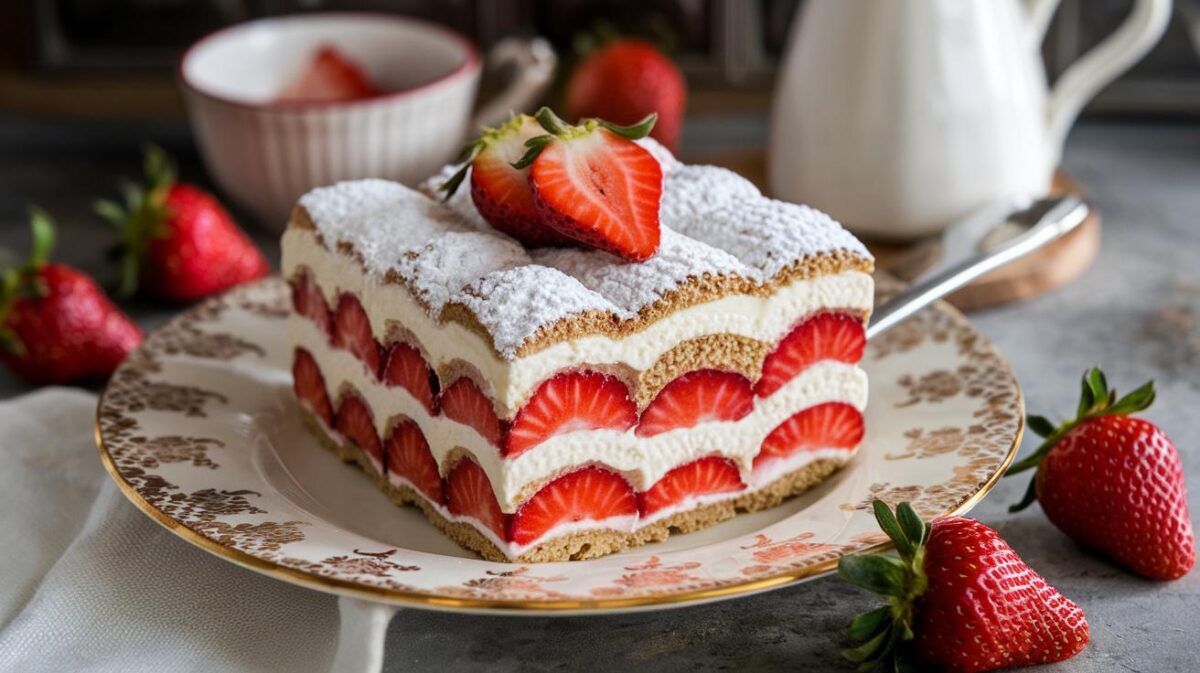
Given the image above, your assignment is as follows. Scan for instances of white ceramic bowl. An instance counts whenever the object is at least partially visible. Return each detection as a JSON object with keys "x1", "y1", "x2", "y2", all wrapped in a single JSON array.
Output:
[{"x1": 180, "y1": 13, "x2": 554, "y2": 229}]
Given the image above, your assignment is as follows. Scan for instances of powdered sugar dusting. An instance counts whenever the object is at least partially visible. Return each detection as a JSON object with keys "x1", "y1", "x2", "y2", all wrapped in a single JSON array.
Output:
[
  {"x1": 452, "y1": 266, "x2": 617, "y2": 355},
  {"x1": 533, "y1": 228, "x2": 749, "y2": 313},
  {"x1": 297, "y1": 143, "x2": 869, "y2": 359},
  {"x1": 397, "y1": 231, "x2": 531, "y2": 313}
]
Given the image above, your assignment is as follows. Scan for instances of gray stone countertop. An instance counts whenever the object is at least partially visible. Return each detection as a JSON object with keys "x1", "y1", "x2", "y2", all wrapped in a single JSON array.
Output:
[{"x1": 0, "y1": 115, "x2": 1196, "y2": 672}]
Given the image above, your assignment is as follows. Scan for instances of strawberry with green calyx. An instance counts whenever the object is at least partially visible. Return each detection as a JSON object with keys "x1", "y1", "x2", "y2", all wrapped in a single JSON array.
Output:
[
  {"x1": 512, "y1": 106, "x2": 663, "y2": 261},
  {"x1": 0, "y1": 208, "x2": 141, "y2": 383},
  {"x1": 839, "y1": 501, "x2": 1089, "y2": 673},
  {"x1": 95, "y1": 145, "x2": 270, "y2": 303},
  {"x1": 440, "y1": 114, "x2": 576, "y2": 247},
  {"x1": 1007, "y1": 367, "x2": 1195, "y2": 580}
]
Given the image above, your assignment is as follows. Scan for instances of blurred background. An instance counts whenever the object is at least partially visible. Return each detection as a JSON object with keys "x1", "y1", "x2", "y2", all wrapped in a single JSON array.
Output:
[{"x1": 2, "y1": 1, "x2": 1199, "y2": 127}]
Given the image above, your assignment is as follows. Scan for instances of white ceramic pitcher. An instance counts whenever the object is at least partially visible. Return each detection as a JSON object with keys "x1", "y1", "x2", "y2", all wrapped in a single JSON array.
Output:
[{"x1": 768, "y1": 0, "x2": 1172, "y2": 239}]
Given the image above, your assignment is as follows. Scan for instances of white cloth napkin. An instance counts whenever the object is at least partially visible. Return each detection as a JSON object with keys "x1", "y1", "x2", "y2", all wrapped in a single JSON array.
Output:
[{"x1": 0, "y1": 388, "x2": 339, "y2": 673}]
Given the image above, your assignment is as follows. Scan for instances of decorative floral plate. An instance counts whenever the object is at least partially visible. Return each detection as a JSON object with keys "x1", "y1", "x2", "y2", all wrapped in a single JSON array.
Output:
[{"x1": 96, "y1": 277, "x2": 1022, "y2": 614}]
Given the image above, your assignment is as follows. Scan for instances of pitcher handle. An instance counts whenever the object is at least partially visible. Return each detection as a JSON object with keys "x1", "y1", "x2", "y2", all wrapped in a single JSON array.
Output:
[
  {"x1": 1029, "y1": 0, "x2": 1171, "y2": 157},
  {"x1": 470, "y1": 37, "x2": 557, "y2": 131}
]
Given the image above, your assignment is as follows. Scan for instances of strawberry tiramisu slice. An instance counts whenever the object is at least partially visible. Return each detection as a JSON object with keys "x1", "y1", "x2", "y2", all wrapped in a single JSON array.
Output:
[{"x1": 283, "y1": 110, "x2": 873, "y2": 562}]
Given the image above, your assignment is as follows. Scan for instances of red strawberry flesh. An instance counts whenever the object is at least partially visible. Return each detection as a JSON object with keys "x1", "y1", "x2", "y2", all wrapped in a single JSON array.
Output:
[
  {"x1": 386, "y1": 420, "x2": 443, "y2": 505},
  {"x1": 506, "y1": 371, "x2": 637, "y2": 457},
  {"x1": 335, "y1": 393, "x2": 383, "y2": 469},
  {"x1": 638, "y1": 456, "x2": 744, "y2": 517},
  {"x1": 332, "y1": 293, "x2": 380, "y2": 379},
  {"x1": 756, "y1": 312, "x2": 865, "y2": 398},
  {"x1": 470, "y1": 116, "x2": 576, "y2": 247},
  {"x1": 292, "y1": 347, "x2": 333, "y2": 426},
  {"x1": 916, "y1": 516, "x2": 1090, "y2": 672},
  {"x1": 276, "y1": 45, "x2": 380, "y2": 103},
  {"x1": 753, "y1": 402, "x2": 863, "y2": 469},
  {"x1": 381, "y1": 341, "x2": 438, "y2": 414},
  {"x1": 439, "y1": 377, "x2": 505, "y2": 447},
  {"x1": 290, "y1": 269, "x2": 332, "y2": 337},
  {"x1": 1037, "y1": 415, "x2": 1195, "y2": 580},
  {"x1": 509, "y1": 466, "x2": 637, "y2": 546},
  {"x1": 637, "y1": 369, "x2": 753, "y2": 438},
  {"x1": 446, "y1": 459, "x2": 505, "y2": 540},
  {"x1": 530, "y1": 128, "x2": 663, "y2": 261}
]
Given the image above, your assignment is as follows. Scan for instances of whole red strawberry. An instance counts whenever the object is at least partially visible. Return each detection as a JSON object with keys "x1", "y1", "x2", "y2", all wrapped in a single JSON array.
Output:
[
  {"x1": 515, "y1": 107, "x2": 663, "y2": 261},
  {"x1": 839, "y1": 501, "x2": 1089, "y2": 673},
  {"x1": 566, "y1": 39, "x2": 686, "y2": 151},
  {"x1": 96, "y1": 145, "x2": 270, "y2": 302},
  {"x1": 440, "y1": 114, "x2": 575, "y2": 247},
  {"x1": 1008, "y1": 368, "x2": 1195, "y2": 580},
  {"x1": 0, "y1": 208, "x2": 141, "y2": 383}
]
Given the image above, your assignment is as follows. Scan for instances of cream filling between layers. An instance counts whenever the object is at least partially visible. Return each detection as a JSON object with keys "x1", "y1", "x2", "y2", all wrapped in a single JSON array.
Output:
[
  {"x1": 282, "y1": 228, "x2": 874, "y2": 417},
  {"x1": 292, "y1": 316, "x2": 868, "y2": 513}
]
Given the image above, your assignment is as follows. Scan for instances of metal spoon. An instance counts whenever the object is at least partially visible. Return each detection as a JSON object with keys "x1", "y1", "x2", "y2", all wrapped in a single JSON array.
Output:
[{"x1": 867, "y1": 195, "x2": 1091, "y2": 339}]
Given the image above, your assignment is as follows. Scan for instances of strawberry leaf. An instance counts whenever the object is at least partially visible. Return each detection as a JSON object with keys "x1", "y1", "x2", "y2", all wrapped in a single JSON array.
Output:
[
  {"x1": 838, "y1": 555, "x2": 906, "y2": 596},
  {"x1": 896, "y1": 503, "x2": 929, "y2": 550},
  {"x1": 1009, "y1": 474, "x2": 1040, "y2": 513},
  {"x1": 1107, "y1": 380, "x2": 1156, "y2": 416},
  {"x1": 847, "y1": 606, "x2": 892, "y2": 642},
  {"x1": 872, "y1": 499, "x2": 912, "y2": 558},
  {"x1": 27, "y1": 206, "x2": 56, "y2": 268},
  {"x1": 1027, "y1": 414, "x2": 1057, "y2": 438},
  {"x1": 510, "y1": 135, "x2": 554, "y2": 170},
  {"x1": 595, "y1": 112, "x2": 658, "y2": 140},
  {"x1": 439, "y1": 161, "x2": 472, "y2": 201}
]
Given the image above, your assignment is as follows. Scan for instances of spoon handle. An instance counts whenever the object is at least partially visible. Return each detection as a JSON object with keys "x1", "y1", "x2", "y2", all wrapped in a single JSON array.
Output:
[{"x1": 867, "y1": 196, "x2": 1090, "y2": 340}]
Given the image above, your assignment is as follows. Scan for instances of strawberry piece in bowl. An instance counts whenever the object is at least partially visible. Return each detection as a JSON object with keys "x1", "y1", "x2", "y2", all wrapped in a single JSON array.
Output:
[{"x1": 275, "y1": 45, "x2": 381, "y2": 103}]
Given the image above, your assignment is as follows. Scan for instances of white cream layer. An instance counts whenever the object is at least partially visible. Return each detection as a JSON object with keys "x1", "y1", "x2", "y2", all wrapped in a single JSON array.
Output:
[
  {"x1": 292, "y1": 316, "x2": 867, "y2": 513},
  {"x1": 282, "y1": 228, "x2": 873, "y2": 417}
]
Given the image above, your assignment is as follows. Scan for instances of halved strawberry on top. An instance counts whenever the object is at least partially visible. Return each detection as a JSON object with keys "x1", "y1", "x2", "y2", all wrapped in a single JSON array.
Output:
[
  {"x1": 517, "y1": 107, "x2": 663, "y2": 262},
  {"x1": 332, "y1": 293, "x2": 381, "y2": 379},
  {"x1": 755, "y1": 313, "x2": 866, "y2": 398},
  {"x1": 637, "y1": 369, "x2": 754, "y2": 438},
  {"x1": 381, "y1": 341, "x2": 438, "y2": 414},
  {"x1": 638, "y1": 456, "x2": 745, "y2": 518},
  {"x1": 441, "y1": 114, "x2": 575, "y2": 247},
  {"x1": 753, "y1": 402, "x2": 864, "y2": 471},
  {"x1": 506, "y1": 371, "x2": 637, "y2": 457},
  {"x1": 508, "y1": 467, "x2": 638, "y2": 547}
]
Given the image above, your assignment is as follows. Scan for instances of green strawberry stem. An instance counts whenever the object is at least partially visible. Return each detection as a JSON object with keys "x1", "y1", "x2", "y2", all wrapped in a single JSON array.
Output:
[
  {"x1": 440, "y1": 114, "x2": 537, "y2": 200},
  {"x1": 1006, "y1": 367, "x2": 1156, "y2": 512},
  {"x1": 837, "y1": 501, "x2": 931, "y2": 672},
  {"x1": 0, "y1": 206, "x2": 61, "y2": 355},
  {"x1": 510, "y1": 107, "x2": 658, "y2": 169},
  {"x1": 93, "y1": 143, "x2": 176, "y2": 298}
]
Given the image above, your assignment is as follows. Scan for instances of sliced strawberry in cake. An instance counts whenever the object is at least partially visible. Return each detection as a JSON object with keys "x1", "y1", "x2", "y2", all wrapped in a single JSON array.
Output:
[
  {"x1": 506, "y1": 371, "x2": 637, "y2": 456},
  {"x1": 292, "y1": 347, "x2": 333, "y2": 426},
  {"x1": 386, "y1": 420, "x2": 443, "y2": 505},
  {"x1": 639, "y1": 457, "x2": 745, "y2": 518},
  {"x1": 332, "y1": 293, "x2": 380, "y2": 379},
  {"x1": 335, "y1": 393, "x2": 382, "y2": 471},
  {"x1": 754, "y1": 402, "x2": 865, "y2": 471},
  {"x1": 756, "y1": 313, "x2": 866, "y2": 398},
  {"x1": 439, "y1": 377, "x2": 505, "y2": 447},
  {"x1": 381, "y1": 342, "x2": 438, "y2": 414},
  {"x1": 508, "y1": 467, "x2": 638, "y2": 546},
  {"x1": 447, "y1": 459, "x2": 506, "y2": 541},
  {"x1": 637, "y1": 369, "x2": 754, "y2": 437}
]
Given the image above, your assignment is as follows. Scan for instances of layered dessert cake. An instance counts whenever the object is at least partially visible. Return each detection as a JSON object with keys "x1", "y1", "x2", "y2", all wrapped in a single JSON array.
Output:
[{"x1": 283, "y1": 111, "x2": 873, "y2": 562}]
